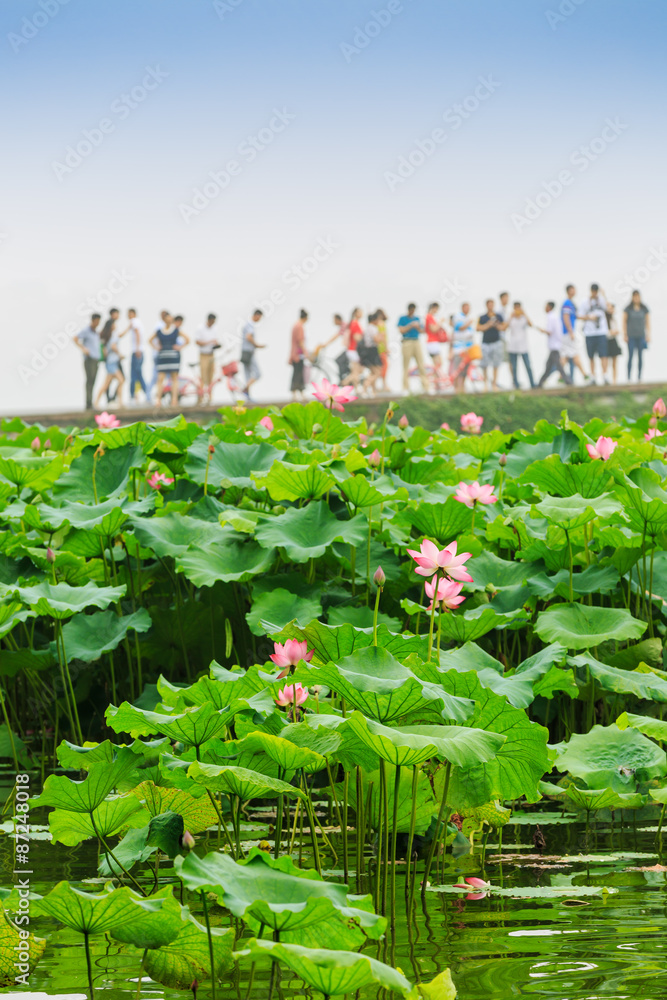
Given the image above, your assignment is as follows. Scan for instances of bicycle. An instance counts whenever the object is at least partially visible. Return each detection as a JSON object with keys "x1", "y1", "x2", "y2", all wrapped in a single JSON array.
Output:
[{"x1": 160, "y1": 358, "x2": 243, "y2": 406}]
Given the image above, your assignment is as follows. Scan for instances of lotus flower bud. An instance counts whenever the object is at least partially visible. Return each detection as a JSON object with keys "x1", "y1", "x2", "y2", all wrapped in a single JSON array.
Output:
[
  {"x1": 498, "y1": 452, "x2": 507, "y2": 467},
  {"x1": 398, "y1": 415, "x2": 409, "y2": 429},
  {"x1": 653, "y1": 397, "x2": 666, "y2": 418},
  {"x1": 368, "y1": 448, "x2": 382, "y2": 467},
  {"x1": 331, "y1": 444, "x2": 341, "y2": 459},
  {"x1": 181, "y1": 830, "x2": 195, "y2": 850},
  {"x1": 208, "y1": 443, "x2": 215, "y2": 455},
  {"x1": 359, "y1": 433, "x2": 368, "y2": 447},
  {"x1": 312, "y1": 423, "x2": 323, "y2": 435},
  {"x1": 46, "y1": 547, "x2": 56, "y2": 564},
  {"x1": 44, "y1": 439, "x2": 51, "y2": 449},
  {"x1": 233, "y1": 405, "x2": 246, "y2": 415},
  {"x1": 649, "y1": 415, "x2": 658, "y2": 428},
  {"x1": 441, "y1": 422, "x2": 450, "y2": 431},
  {"x1": 30, "y1": 436, "x2": 40, "y2": 451},
  {"x1": 373, "y1": 565, "x2": 386, "y2": 588},
  {"x1": 386, "y1": 409, "x2": 394, "y2": 421}
]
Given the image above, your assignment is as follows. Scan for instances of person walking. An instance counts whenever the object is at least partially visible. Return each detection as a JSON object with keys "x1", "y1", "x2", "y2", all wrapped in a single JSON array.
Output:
[
  {"x1": 289, "y1": 309, "x2": 308, "y2": 401},
  {"x1": 425, "y1": 302, "x2": 448, "y2": 385},
  {"x1": 560, "y1": 284, "x2": 590, "y2": 385},
  {"x1": 477, "y1": 298, "x2": 504, "y2": 391},
  {"x1": 345, "y1": 307, "x2": 365, "y2": 389},
  {"x1": 119, "y1": 308, "x2": 148, "y2": 405},
  {"x1": 94, "y1": 318, "x2": 125, "y2": 408},
  {"x1": 624, "y1": 290, "x2": 651, "y2": 381},
  {"x1": 537, "y1": 302, "x2": 572, "y2": 387},
  {"x1": 195, "y1": 313, "x2": 220, "y2": 404},
  {"x1": 375, "y1": 308, "x2": 389, "y2": 392},
  {"x1": 74, "y1": 313, "x2": 102, "y2": 410},
  {"x1": 450, "y1": 302, "x2": 475, "y2": 393},
  {"x1": 240, "y1": 309, "x2": 265, "y2": 401},
  {"x1": 151, "y1": 314, "x2": 189, "y2": 408},
  {"x1": 579, "y1": 283, "x2": 609, "y2": 384},
  {"x1": 506, "y1": 301, "x2": 536, "y2": 389},
  {"x1": 605, "y1": 303, "x2": 622, "y2": 385},
  {"x1": 398, "y1": 303, "x2": 428, "y2": 394},
  {"x1": 359, "y1": 312, "x2": 383, "y2": 396}
]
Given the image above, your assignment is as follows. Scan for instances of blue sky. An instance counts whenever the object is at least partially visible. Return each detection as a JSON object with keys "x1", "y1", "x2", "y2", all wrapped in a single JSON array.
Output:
[{"x1": 1, "y1": 0, "x2": 665, "y2": 408}]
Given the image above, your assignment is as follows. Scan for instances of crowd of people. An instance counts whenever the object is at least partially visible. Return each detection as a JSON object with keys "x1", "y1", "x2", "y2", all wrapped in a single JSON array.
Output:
[{"x1": 73, "y1": 284, "x2": 652, "y2": 410}]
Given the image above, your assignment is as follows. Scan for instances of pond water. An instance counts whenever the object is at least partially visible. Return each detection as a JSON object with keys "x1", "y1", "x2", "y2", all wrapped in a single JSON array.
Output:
[{"x1": 3, "y1": 786, "x2": 667, "y2": 1000}]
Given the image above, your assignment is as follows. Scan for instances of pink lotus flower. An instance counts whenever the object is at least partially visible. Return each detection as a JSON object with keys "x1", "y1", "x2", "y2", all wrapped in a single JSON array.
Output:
[
  {"x1": 44, "y1": 439, "x2": 51, "y2": 449},
  {"x1": 180, "y1": 830, "x2": 195, "y2": 850},
  {"x1": 368, "y1": 448, "x2": 382, "y2": 467},
  {"x1": 407, "y1": 539, "x2": 473, "y2": 582},
  {"x1": 460, "y1": 412, "x2": 483, "y2": 434},
  {"x1": 453, "y1": 877, "x2": 491, "y2": 900},
  {"x1": 586, "y1": 436, "x2": 617, "y2": 461},
  {"x1": 270, "y1": 640, "x2": 313, "y2": 670},
  {"x1": 440, "y1": 422, "x2": 450, "y2": 431},
  {"x1": 147, "y1": 471, "x2": 174, "y2": 490},
  {"x1": 311, "y1": 378, "x2": 357, "y2": 412},
  {"x1": 373, "y1": 565, "x2": 386, "y2": 588},
  {"x1": 399, "y1": 415, "x2": 409, "y2": 429},
  {"x1": 276, "y1": 683, "x2": 308, "y2": 708},
  {"x1": 424, "y1": 577, "x2": 466, "y2": 612},
  {"x1": 653, "y1": 398, "x2": 666, "y2": 418},
  {"x1": 359, "y1": 433, "x2": 368, "y2": 447},
  {"x1": 645, "y1": 428, "x2": 665, "y2": 442},
  {"x1": 30, "y1": 436, "x2": 40, "y2": 451},
  {"x1": 454, "y1": 481, "x2": 498, "y2": 508},
  {"x1": 95, "y1": 411, "x2": 121, "y2": 429},
  {"x1": 259, "y1": 416, "x2": 274, "y2": 431}
]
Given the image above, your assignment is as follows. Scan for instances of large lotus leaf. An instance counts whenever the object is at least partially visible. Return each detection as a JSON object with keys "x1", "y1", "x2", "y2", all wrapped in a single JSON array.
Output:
[
  {"x1": 16, "y1": 580, "x2": 126, "y2": 620},
  {"x1": 343, "y1": 712, "x2": 505, "y2": 768},
  {"x1": 564, "y1": 785, "x2": 645, "y2": 813},
  {"x1": 130, "y1": 511, "x2": 222, "y2": 559},
  {"x1": 528, "y1": 564, "x2": 620, "y2": 600},
  {"x1": 520, "y1": 454, "x2": 612, "y2": 498},
  {"x1": 106, "y1": 701, "x2": 240, "y2": 746},
  {"x1": 617, "y1": 712, "x2": 667, "y2": 741},
  {"x1": 457, "y1": 428, "x2": 508, "y2": 460},
  {"x1": 32, "y1": 882, "x2": 173, "y2": 935},
  {"x1": 144, "y1": 914, "x2": 234, "y2": 989},
  {"x1": 613, "y1": 467, "x2": 667, "y2": 534},
  {"x1": 0, "y1": 452, "x2": 63, "y2": 492},
  {"x1": 187, "y1": 760, "x2": 306, "y2": 801},
  {"x1": 230, "y1": 730, "x2": 327, "y2": 774},
  {"x1": 535, "y1": 603, "x2": 646, "y2": 650},
  {"x1": 54, "y1": 443, "x2": 145, "y2": 501},
  {"x1": 55, "y1": 736, "x2": 168, "y2": 772},
  {"x1": 531, "y1": 492, "x2": 624, "y2": 530},
  {"x1": 108, "y1": 885, "x2": 186, "y2": 949},
  {"x1": 570, "y1": 654, "x2": 667, "y2": 703},
  {"x1": 22, "y1": 496, "x2": 153, "y2": 536},
  {"x1": 436, "y1": 643, "x2": 572, "y2": 709},
  {"x1": 129, "y1": 781, "x2": 220, "y2": 833},
  {"x1": 437, "y1": 672, "x2": 549, "y2": 807},
  {"x1": 0, "y1": 910, "x2": 45, "y2": 987},
  {"x1": 175, "y1": 528, "x2": 276, "y2": 585},
  {"x1": 58, "y1": 608, "x2": 152, "y2": 662},
  {"x1": 271, "y1": 619, "x2": 426, "y2": 665},
  {"x1": 175, "y1": 847, "x2": 386, "y2": 937},
  {"x1": 48, "y1": 795, "x2": 149, "y2": 846},
  {"x1": 32, "y1": 747, "x2": 141, "y2": 812},
  {"x1": 280, "y1": 400, "x2": 352, "y2": 443},
  {"x1": 327, "y1": 605, "x2": 402, "y2": 632},
  {"x1": 437, "y1": 605, "x2": 527, "y2": 643},
  {"x1": 0, "y1": 600, "x2": 33, "y2": 639},
  {"x1": 158, "y1": 666, "x2": 271, "y2": 712},
  {"x1": 294, "y1": 647, "x2": 473, "y2": 724},
  {"x1": 235, "y1": 939, "x2": 418, "y2": 999},
  {"x1": 465, "y1": 551, "x2": 528, "y2": 592},
  {"x1": 299, "y1": 714, "x2": 379, "y2": 772},
  {"x1": 255, "y1": 461, "x2": 334, "y2": 501},
  {"x1": 184, "y1": 436, "x2": 284, "y2": 488},
  {"x1": 554, "y1": 724, "x2": 667, "y2": 791},
  {"x1": 98, "y1": 825, "x2": 159, "y2": 878},
  {"x1": 401, "y1": 497, "x2": 473, "y2": 543},
  {"x1": 255, "y1": 504, "x2": 367, "y2": 563},
  {"x1": 607, "y1": 638, "x2": 663, "y2": 672},
  {"x1": 336, "y1": 474, "x2": 405, "y2": 508},
  {"x1": 247, "y1": 587, "x2": 322, "y2": 636}
]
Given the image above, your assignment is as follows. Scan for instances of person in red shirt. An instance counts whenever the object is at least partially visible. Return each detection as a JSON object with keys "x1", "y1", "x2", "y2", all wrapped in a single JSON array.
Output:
[
  {"x1": 425, "y1": 302, "x2": 448, "y2": 383},
  {"x1": 346, "y1": 307, "x2": 364, "y2": 388}
]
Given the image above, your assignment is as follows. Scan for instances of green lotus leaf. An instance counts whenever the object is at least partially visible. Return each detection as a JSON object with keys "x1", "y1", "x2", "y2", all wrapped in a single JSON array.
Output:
[
  {"x1": 21, "y1": 496, "x2": 153, "y2": 535},
  {"x1": 184, "y1": 436, "x2": 284, "y2": 488},
  {"x1": 554, "y1": 724, "x2": 667, "y2": 791},
  {"x1": 420, "y1": 968, "x2": 458, "y2": 1000},
  {"x1": 465, "y1": 551, "x2": 529, "y2": 592},
  {"x1": 108, "y1": 885, "x2": 186, "y2": 949},
  {"x1": 0, "y1": 909, "x2": 45, "y2": 987},
  {"x1": 401, "y1": 496, "x2": 473, "y2": 543},
  {"x1": 255, "y1": 461, "x2": 334, "y2": 501},
  {"x1": 294, "y1": 647, "x2": 473, "y2": 724},
  {"x1": 54, "y1": 443, "x2": 145, "y2": 501},
  {"x1": 342, "y1": 711, "x2": 505, "y2": 768},
  {"x1": 49, "y1": 795, "x2": 149, "y2": 846},
  {"x1": 271, "y1": 619, "x2": 426, "y2": 664},
  {"x1": 531, "y1": 492, "x2": 624, "y2": 530},
  {"x1": 129, "y1": 780, "x2": 219, "y2": 833},
  {"x1": 32, "y1": 747, "x2": 142, "y2": 812},
  {"x1": 15, "y1": 580, "x2": 126, "y2": 620},
  {"x1": 607, "y1": 638, "x2": 663, "y2": 671},
  {"x1": 105, "y1": 699, "x2": 247, "y2": 746},
  {"x1": 255, "y1": 503, "x2": 367, "y2": 563},
  {"x1": 175, "y1": 527, "x2": 276, "y2": 585},
  {"x1": 535, "y1": 603, "x2": 646, "y2": 650},
  {"x1": 174, "y1": 847, "x2": 386, "y2": 937},
  {"x1": 55, "y1": 736, "x2": 169, "y2": 771},
  {"x1": 299, "y1": 714, "x2": 380, "y2": 772},
  {"x1": 335, "y1": 474, "x2": 405, "y2": 508},
  {"x1": 187, "y1": 760, "x2": 306, "y2": 801},
  {"x1": 280, "y1": 400, "x2": 352, "y2": 443},
  {"x1": 613, "y1": 467, "x2": 667, "y2": 534},
  {"x1": 130, "y1": 510, "x2": 223, "y2": 558},
  {"x1": 528, "y1": 563, "x2": 620, "y2": 599},
  {"x1": 571, "y1": 653, "x2": 667, "y2": 702},
  {"x1": 0, "y1": 452, "x2": 63, "y2": 492},
  {"x1": 0, "y1": 600, "x2": 34, "y2": 640},
  {"x1": 235, "y1": 938, "x2": 418, "y2": 999},
  {"x1": 31, "y1": 882, "x2": 171, "y2": 936},
  {"x1": 436, "y1": 672, "x2": 549, "y2": 807},
  {"x1": 564, "y1": 785, "x2": 645, "y2": 812},
  {"x1": 230, "y1": 730, "x2": 327, "y2": 773},
  {"x1": 158, "y1": 665, "x2": 271, "y2": 711},
  {"x1": 246, "y1": 587, "x2": 322, "y2": 636},
  {"x1": 520, "y1": 454, "x2": 613, "y2": 498},
  {"x1": 143, "y1": 913, "x2": 234, "y2": 989},
  {"x1": 437, "y1": 605, "x2": 527, "y2": 644},
  {"x1": 617, "y1": 711, "x2": 667, "y2": 741},
  {"x1": 57, "y1": 608, "x2": 152, "y2": 662}
]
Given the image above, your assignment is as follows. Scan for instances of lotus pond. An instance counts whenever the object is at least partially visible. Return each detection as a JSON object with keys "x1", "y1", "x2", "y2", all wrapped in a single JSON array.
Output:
[{"x1": 1, "y1": 399, "x2": 667, "y2": 999}]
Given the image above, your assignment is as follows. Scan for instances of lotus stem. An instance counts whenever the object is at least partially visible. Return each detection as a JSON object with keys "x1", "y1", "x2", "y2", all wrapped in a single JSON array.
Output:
[
  {"x1": 135, "y1": 948, "x2": 147, "y2": 999},
  {"x1": 422, "y1": 760, "x2": 451, "y2": 892},
  {"x1": 380, "y1": 758, "x2": 390, "y2": 916},
  {"x1": 426, "y1": 571, "x2": 441, "y2": 662},
  {"x1": 200, "y1": 890, "x2": 217, "y2": 1000},
  {"x1": 372, "y1": 585, "x2": 382, "y2": 646},
  {"x1": 405, "y1": 765, "x2": 419, "y2": 897},
  {"x1": 84, "y1": 932, "x2": 95, "y2": 1000},
  {"x1": 342, "y1": 769, "x2": 350, "y2": 883},
  {"x1": 390, "y1": 764, "x2": 401, "y2": 928}
]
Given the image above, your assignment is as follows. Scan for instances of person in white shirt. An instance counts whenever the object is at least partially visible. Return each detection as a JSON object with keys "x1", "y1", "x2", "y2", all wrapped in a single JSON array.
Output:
[
  {"x1": 195, "y1": 313, "x2": 220, "y2": 404},
  {"x1": 506, "y1": 301, "x2": 536, "y2": 389},
  {"x1": 119, "y1": 308, "x2": 149, "y2": 404},
  {"x1": 579, "y1": 283, "x2": 609, "y2": 384},
  {"x1": 240, "y1": 309, "x2": 265, "y2": 401},
  {"x1": 537, "y1": 302, "x2": 572, "y2": 387}
]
